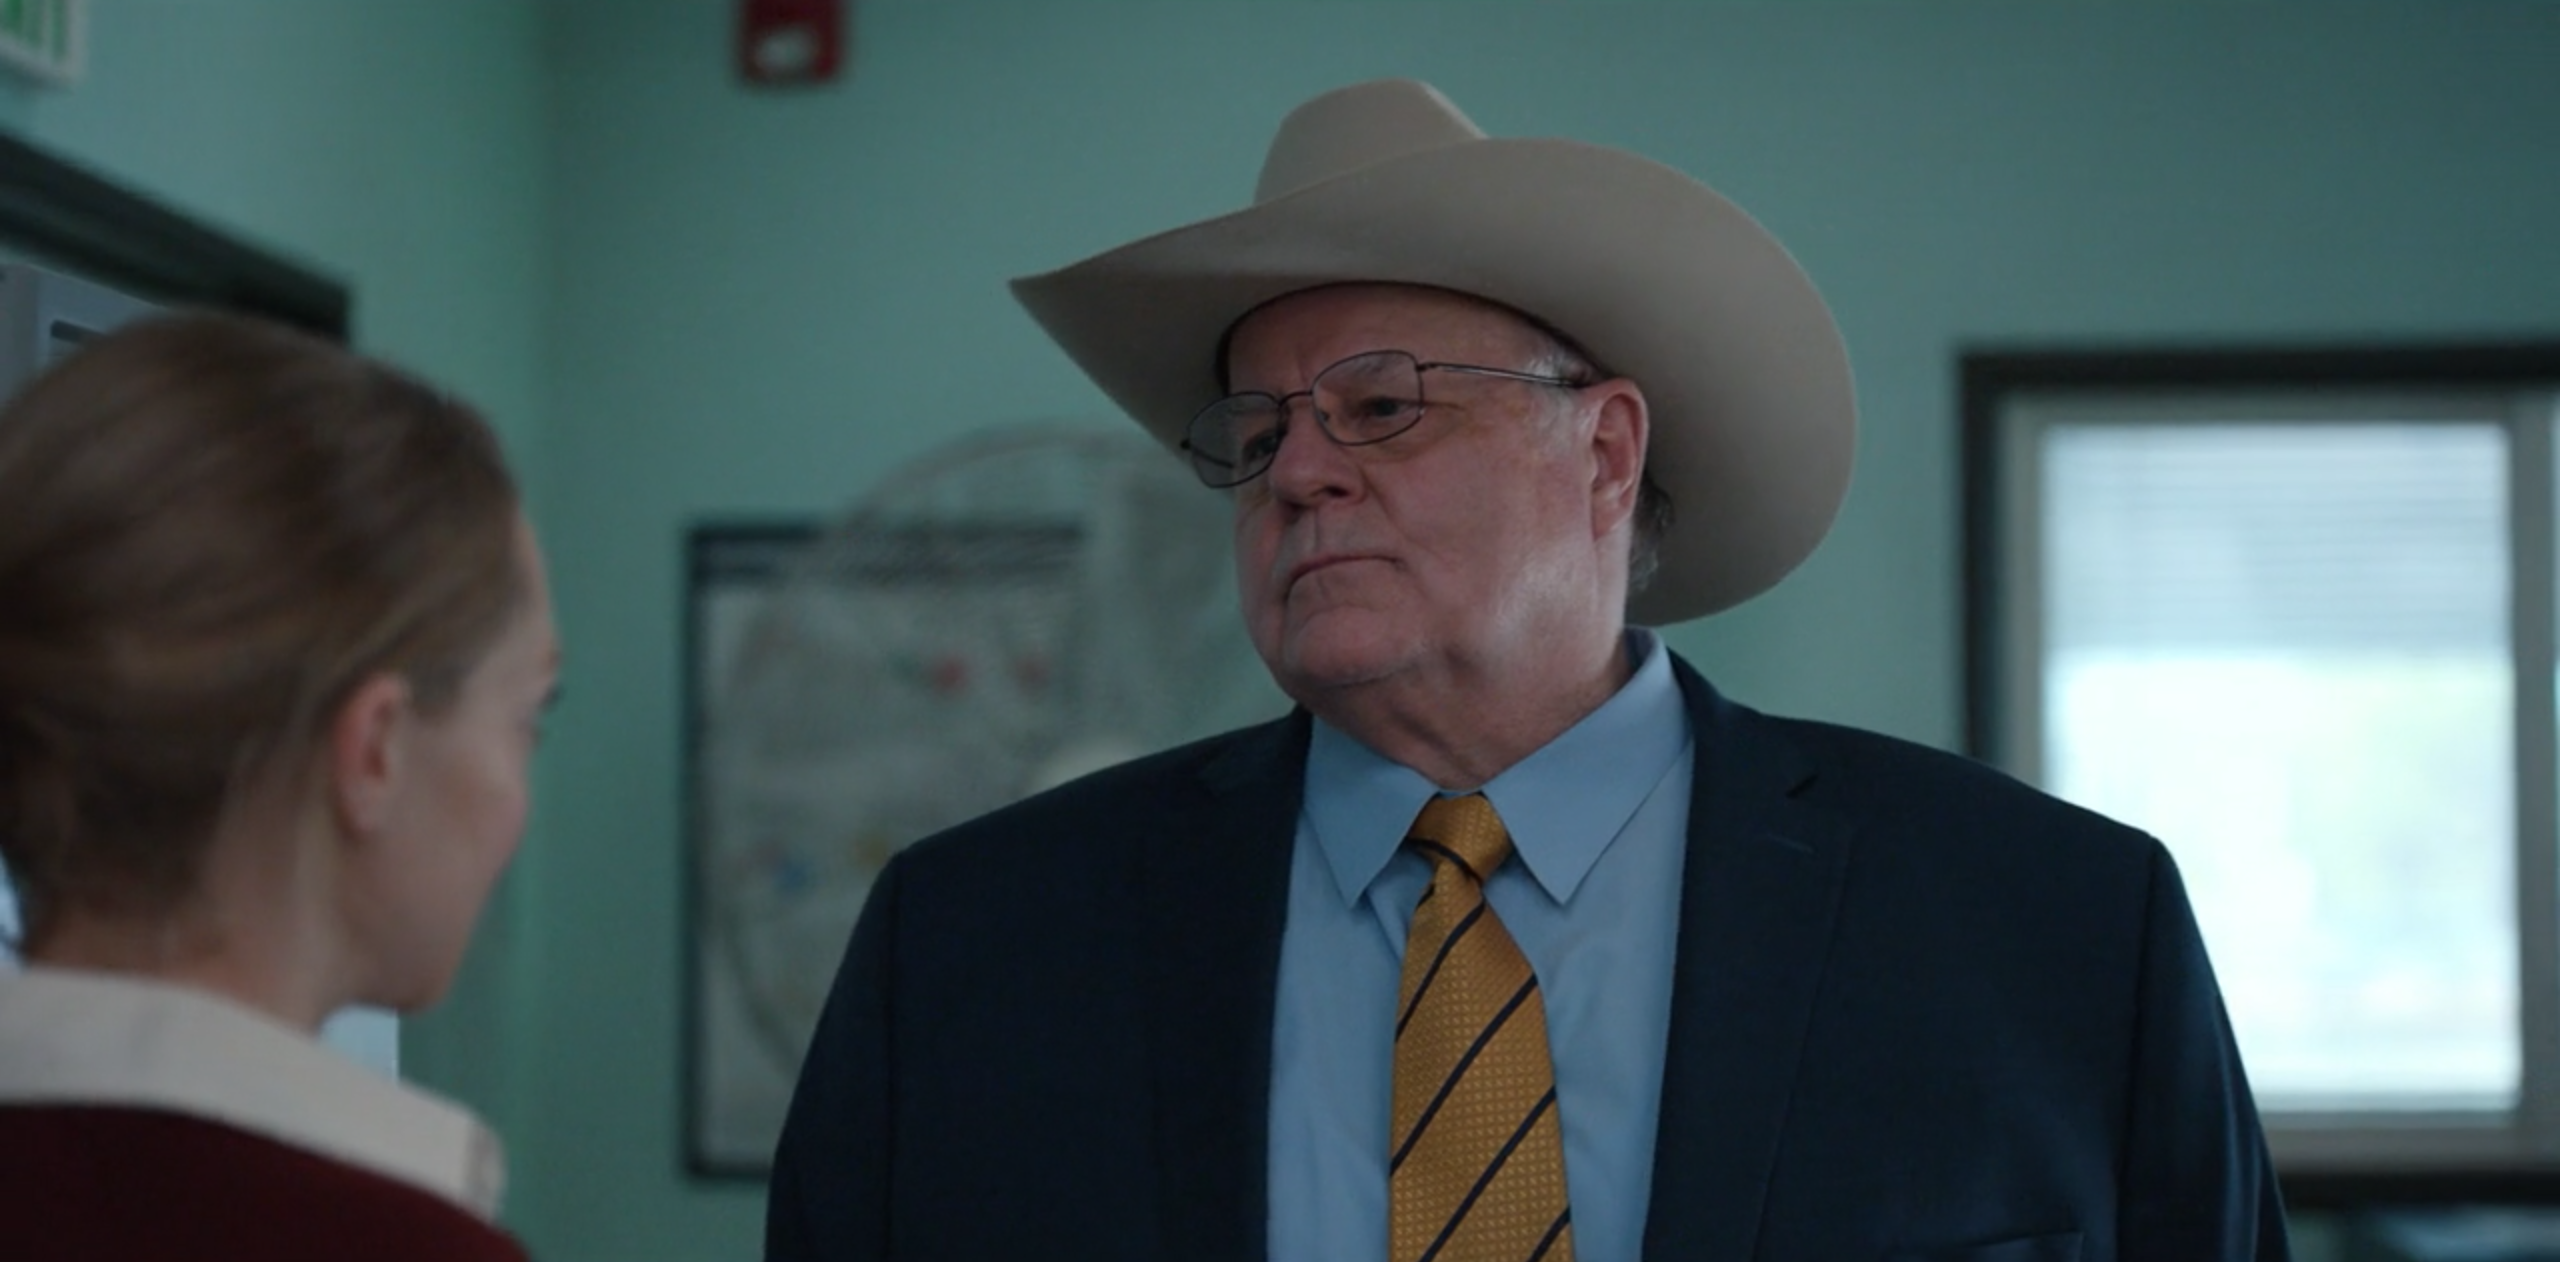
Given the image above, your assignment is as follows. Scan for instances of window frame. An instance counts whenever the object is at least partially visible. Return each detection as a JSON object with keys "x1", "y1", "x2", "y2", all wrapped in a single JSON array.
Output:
[{"x1": 1961, "y1": 342, "x2": 2560, "y2": 1208}]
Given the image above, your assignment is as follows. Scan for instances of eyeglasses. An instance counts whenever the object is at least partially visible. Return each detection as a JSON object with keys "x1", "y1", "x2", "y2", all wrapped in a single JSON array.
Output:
[{"x1": 1180, "y1": 349, "x2": 1589, "y2": 489}]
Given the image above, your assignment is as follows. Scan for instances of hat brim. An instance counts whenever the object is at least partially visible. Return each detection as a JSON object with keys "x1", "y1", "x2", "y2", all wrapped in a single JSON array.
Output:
[{"x1": 1010, "y1": 136, "x2": 1856, "y2": 624}]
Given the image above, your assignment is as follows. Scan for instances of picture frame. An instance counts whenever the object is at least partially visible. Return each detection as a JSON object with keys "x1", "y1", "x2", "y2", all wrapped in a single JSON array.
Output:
[
  {"x1": 675, "y1": 440, "x2": 1276, "y2": 1177},
  {"x1": 677, "y1": 510, "x2": 1106, "y2": 1176},
  {"x1": 679, "y1": 519, "x2": 823, "y2": 1177}
]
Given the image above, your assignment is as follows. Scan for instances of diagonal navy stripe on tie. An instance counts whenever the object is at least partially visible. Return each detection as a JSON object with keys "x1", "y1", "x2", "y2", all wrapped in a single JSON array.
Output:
[
  {"x1": 1528, "y1": 1208, "x2": 1572, "y2": 1262},
  {"x1": 1415, "y1": 1087, "x2": 1561, "y2": 1262},
  {"x1": 1397, "y1": 901, "x2": 1488, "y2": 1038},
  {"x1": 1390, "y1": 975, "x2": 1539, "y2": 1170},
  {"x1": 1409, "y1": 837, "x2": 1484, "y2": 881}
]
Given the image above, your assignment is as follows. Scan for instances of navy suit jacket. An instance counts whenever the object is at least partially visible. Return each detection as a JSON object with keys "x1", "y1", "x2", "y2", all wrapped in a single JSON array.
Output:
[{"x1": 768, "y1": 656, "x2": 2290, "y2": 1261}]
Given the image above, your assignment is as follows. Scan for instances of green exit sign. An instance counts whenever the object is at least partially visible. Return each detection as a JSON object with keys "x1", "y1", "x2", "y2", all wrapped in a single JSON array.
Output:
[{"x1": 0, "y1": 0, "x2": 81, "y2": 87}]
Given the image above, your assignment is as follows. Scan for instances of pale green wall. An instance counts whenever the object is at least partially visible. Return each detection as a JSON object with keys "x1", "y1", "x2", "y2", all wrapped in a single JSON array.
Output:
[
  {"x1": 2, "y1": 1, "x2": 550, "y2": 471},
  {"x1": 0, "y1": 0, "x2": 554, "y2": 1228},
  {"x1": 535, "y1": 2, "x2": 2556, "y2": 1258},
  {"x1": 6, "y1": 2, "x2": 2558, "y2": 1259}
]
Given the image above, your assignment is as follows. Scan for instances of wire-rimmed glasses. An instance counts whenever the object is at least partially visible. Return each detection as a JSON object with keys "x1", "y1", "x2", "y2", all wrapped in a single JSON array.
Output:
[{"x1": 1180, "y1": 349, "x2": 1589, "y2": 489}]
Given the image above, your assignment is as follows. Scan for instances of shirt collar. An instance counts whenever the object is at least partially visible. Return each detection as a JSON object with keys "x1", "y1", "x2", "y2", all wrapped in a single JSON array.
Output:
[
  {"x1": 0, "y1": 966, "x2": 508, "y2": 1220},
  {"x1": 1305, "y1": 628, "x2": 1688, "y2": 907}
]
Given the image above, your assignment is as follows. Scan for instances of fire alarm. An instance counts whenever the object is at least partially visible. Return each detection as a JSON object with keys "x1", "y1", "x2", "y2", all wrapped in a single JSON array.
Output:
[{"x1": 738, "y1": 0, "x2": 845, "y2": 86}]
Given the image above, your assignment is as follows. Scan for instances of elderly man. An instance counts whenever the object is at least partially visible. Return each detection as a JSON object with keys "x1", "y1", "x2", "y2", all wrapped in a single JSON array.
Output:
[{"x1": 768, "y1": 80, "x2": 2289, "y2": 1262}]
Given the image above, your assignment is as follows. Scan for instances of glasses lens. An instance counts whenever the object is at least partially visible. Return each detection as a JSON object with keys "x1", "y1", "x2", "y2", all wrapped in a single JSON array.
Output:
[
  {"x1": 1314, "y1": 351, "x2": 1427, "y2": 447},
  {"x1": 1185, "y1": 395, "x2": 1284, "y2": 487}
]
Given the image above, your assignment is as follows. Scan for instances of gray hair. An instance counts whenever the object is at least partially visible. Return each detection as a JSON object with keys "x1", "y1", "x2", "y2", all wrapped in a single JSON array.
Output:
[{"x1": 1519, "y1": 323, "x2": 1676, "y2": 599}]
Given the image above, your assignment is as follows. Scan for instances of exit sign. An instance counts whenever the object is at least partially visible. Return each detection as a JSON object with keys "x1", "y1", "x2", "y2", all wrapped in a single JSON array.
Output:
[{"x1": 0, "y1": 0, "x2": 81, "y2": 87}]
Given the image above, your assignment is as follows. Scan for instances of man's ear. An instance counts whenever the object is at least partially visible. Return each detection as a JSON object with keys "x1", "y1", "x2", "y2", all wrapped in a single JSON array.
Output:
[
  {"x1": 328, "y1": 673, "x2": 413, "y2": 842},
  {"x1": 1585, "y1": 380, "x2": 1650, "y2": 540}
]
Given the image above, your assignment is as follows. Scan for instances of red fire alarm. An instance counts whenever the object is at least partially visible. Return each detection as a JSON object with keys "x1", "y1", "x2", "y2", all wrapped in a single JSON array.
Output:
[{"x1": 738, "y1": 0, "x2": 846, "y2": 86}]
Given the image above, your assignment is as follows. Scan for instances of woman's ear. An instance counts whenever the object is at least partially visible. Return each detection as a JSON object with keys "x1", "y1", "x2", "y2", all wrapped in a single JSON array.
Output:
[{"x1": 328, "y1": 673, "x2": 413, "y2": 842}]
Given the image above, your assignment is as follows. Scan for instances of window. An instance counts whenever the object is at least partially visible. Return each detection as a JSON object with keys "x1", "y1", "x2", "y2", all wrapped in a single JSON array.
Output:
[{"x1": 1964, "y1": 345, "x2": 2560, "y2": 1203}]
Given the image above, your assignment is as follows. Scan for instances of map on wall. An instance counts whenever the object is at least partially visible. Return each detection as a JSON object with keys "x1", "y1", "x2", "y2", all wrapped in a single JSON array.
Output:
[
  {"x1": 681, "y1": 428, "x2": 1286, "y2": 1176},
  {"x1": 682, "y1": 520, "x2": 1086, "y2": 1173}
]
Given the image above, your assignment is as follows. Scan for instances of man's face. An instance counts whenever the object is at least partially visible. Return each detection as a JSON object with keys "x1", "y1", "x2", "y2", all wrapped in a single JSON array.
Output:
[{"x1": 1225, "y1": 284, "x2": 1634, "y2": 711}]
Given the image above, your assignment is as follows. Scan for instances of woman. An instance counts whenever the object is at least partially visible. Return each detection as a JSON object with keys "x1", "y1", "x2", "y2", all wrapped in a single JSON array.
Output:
[{"x1": 0, "y1": 312, "x2": 555, "y2": 1261}]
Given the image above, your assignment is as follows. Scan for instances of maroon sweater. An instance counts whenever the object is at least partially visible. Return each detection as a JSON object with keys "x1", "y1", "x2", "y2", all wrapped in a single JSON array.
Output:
[{"x1": 0, "y1": 1104, "x2": 530, "y2": 1262}]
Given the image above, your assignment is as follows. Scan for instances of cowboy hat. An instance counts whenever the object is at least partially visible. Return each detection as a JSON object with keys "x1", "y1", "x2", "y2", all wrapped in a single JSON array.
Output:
[{"x1": 1009, "y1": 78, "x2": 1856, "y2": 624}]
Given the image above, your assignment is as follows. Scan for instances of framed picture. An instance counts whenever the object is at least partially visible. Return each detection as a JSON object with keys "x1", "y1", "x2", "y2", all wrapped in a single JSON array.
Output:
[
  {"x1": 681, "y1": 520, "x2": 823, "y2": 1176},
  {"x1": 0, "y1": 127, "x2": 344, "y2": 335},
  {"x1": 679, "y1": 515, "x2": 1090, "y2": 1176},
  {"x1": 678, "y1": 431, "x2": 1283, "y2": 1175}
]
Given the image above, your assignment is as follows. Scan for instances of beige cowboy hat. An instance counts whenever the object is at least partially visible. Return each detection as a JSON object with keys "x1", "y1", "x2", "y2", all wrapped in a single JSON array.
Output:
[{"x1": 1010, "y1": 78, "x2": 1856, "y2": 625}]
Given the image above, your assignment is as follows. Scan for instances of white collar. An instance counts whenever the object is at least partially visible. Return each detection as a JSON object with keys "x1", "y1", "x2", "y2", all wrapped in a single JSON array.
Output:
[{"x1": 0, "y1": 966, "x2": 506, "y2": 1220}]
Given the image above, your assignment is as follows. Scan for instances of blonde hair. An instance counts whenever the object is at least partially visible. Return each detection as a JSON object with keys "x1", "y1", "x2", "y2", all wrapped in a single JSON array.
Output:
[{"x1": 0, "y1": 313, "x2": 523, "y2": 947}]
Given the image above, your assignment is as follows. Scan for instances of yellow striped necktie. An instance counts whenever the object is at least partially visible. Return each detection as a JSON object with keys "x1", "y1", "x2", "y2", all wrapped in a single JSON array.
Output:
[{"x1": 1390, "y1": 793, "x2": 1574, "y2": 1262}]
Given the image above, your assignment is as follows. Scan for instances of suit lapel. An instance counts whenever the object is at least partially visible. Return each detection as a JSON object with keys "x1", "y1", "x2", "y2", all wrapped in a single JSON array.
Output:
[
  {"x1": 1644, "y1": 659, "x2": 1855, "y2": 1262},
  {"x1": 1141, "y1": 712, "x2": 1309, "y2": 1262}
]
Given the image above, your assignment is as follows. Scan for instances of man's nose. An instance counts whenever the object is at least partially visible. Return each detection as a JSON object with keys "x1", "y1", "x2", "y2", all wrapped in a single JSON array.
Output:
[{"x1": 1263, "y1": 399, "x2": 1357, "y2": 503}]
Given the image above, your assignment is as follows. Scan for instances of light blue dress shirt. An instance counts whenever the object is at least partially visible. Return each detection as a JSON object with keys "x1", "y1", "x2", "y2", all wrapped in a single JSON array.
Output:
[{"x1": 1267, "y1": 629, "x2": 1695, "y2": 1262}]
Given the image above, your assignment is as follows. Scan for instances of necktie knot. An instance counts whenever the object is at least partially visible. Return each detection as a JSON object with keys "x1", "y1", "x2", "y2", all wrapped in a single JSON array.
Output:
[{"x1": 1408, "y1": 793, "x2": 1513, "y2": 885}]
